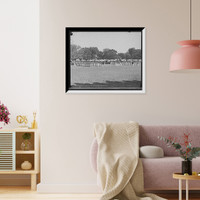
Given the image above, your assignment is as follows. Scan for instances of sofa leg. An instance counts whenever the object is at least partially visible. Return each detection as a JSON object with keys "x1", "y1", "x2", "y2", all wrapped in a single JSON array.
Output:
[{"x1": 179, "y1": 179, "x2": 182, "y2": 200}]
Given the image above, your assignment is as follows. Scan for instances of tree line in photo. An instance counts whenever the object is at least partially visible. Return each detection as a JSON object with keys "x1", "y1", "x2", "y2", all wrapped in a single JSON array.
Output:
[{"x1": 71, "y1": 44, "x2": 141, "y2": 61}]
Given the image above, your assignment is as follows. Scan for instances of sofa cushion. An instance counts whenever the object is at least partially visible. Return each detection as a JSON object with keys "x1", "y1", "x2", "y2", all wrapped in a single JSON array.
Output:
[
  {"x1": 142, "y1": 156, "x2": 200, "y2": 190},
  {"x1": 140, "y1": 146, "x2": 164, "y2": 158}
]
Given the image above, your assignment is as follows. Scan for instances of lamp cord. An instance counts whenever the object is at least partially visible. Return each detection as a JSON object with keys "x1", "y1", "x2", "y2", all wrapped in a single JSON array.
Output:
[{"x1": 190, "y1": 0, "x2": 192, "y2": 40}]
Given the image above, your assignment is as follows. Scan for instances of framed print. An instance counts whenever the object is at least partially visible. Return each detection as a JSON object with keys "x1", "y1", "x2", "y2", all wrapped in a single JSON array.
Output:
[{"x1": 65, "y1": 27, "x2": 145, "y2": 93}]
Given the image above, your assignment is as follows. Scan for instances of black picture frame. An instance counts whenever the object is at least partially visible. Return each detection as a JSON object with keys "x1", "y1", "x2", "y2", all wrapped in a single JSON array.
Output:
[{"x1": 65, "y1": 27, "x2": 145, "y2": 93}]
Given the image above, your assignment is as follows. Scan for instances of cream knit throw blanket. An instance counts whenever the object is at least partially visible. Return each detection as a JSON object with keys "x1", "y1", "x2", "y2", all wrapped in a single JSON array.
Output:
[{"x1": 94, "y1": 122, "x2": 166, "y2": 200}]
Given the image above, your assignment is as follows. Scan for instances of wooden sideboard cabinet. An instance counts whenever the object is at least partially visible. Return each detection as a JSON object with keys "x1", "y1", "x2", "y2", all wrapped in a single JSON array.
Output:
[{"x1": 0, "y1": 129, "x2": 40, "y2": 190}]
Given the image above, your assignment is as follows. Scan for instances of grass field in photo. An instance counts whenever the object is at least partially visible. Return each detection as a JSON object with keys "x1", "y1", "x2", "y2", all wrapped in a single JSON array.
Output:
[{"x1": 70, "y1": 63, "x2": 142, "y2": 90}]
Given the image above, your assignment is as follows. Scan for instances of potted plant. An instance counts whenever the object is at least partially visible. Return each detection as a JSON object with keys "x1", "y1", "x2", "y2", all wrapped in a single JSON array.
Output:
[
  {"x1": 0, "y1": 101, "x2": 10, "y2": 128},
  {"x1": 158, "y1": 133, "x2": 200, "y2": 175},
  {"x1": 21, "y1": 133, "x2": 32, "y2": 151}
]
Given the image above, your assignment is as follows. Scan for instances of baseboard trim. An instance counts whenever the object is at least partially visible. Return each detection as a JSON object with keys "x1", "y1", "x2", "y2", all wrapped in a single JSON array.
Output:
[{"x1": 37, "y1": 183, "x2": 102, "y2": 193}]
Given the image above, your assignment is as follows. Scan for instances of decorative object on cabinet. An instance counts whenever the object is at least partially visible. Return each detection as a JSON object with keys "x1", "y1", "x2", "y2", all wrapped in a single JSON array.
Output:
[
  {"x1": 170, "y1": 0, "x2": 200, "y2": 71},
  {"x1": 0, "y1": 101, "x2": 10, "y2": 128},
  {"x1": 31, "y1": 112, "x2": 38, "y2": 129},
  {"x1": 0, "y1": 129, "x2": 40, "y2": 190},
  {"x1": 66, "y1": 27, "x2": 145, "y2": 93},
  {"x1": 21, "y1": 161, "x2": 32, "y2": 170},
  {"x1": 16, "y1": 115, "x2": 28, "y2": 128},
  {"x1": 20, "y1": 132, "x2": 32, "y2": 151}
]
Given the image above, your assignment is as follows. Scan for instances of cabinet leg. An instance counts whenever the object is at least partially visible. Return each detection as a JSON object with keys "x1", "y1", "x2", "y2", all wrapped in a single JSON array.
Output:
[{"x1": 31, "y1": 174, "x2": 37, "y2": 191}]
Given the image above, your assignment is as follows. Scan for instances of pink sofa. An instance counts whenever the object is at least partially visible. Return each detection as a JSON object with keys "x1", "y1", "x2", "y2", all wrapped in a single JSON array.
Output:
[{"x1": 90, "y1": 125, "x2": 200, "y2": 190}]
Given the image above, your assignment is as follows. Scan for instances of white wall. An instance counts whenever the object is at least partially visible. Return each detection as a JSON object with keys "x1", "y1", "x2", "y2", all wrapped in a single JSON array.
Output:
[
  {"x1": 39, "y1": 0, "x2": 200, "y2": 193},
  {"x1": 0, "y1": 0, "x2": 39, "y2": 185},
  {"x1": 0, "y1": 0, "x2": 39, "y2": 129}
]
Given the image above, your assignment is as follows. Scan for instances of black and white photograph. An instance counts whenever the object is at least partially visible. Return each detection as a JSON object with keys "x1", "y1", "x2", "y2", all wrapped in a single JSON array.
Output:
[{"x1": 66, "y1": 27, "x2": 145, "y2": 93}]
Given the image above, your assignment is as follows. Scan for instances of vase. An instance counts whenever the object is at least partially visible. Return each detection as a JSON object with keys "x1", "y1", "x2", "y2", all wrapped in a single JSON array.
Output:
[
  {"x1": 0, "y1": 122, "x2": 3, "y2": 129},
  {"x1": 21, "y1": 161, "x2": 32, "y2": 170},
  {"x1": 182, "y1": 160, "x2": 192, "y2": 175},
  {"x1": 20, "y1": 140, "x2": 32, "y2": 151}
]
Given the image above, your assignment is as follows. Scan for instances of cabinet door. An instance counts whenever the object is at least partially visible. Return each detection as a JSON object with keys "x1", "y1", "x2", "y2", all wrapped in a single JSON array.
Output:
[{"x1": 0, "y1": 132, "x2": 15, "y2": 171}]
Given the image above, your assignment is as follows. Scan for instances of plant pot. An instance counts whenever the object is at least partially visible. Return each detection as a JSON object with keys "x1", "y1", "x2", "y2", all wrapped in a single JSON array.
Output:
[
  {"x1": 0, "y1": 122, "x2": 3, "y2": 129},
  {"x1": 182, "y1": 160, "x2": 192, "y2": 175}
]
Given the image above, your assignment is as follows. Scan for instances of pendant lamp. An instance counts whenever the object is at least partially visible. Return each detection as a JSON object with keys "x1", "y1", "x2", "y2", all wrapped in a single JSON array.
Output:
[{"x1": 169, "y1": 0, "x2": 200, "y2": 71}]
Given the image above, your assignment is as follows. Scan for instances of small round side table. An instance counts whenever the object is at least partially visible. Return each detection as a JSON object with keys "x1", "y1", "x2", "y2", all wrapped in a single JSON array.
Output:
[{"x1": 173, "y1": 173, "x2": 200, "y2": 200}]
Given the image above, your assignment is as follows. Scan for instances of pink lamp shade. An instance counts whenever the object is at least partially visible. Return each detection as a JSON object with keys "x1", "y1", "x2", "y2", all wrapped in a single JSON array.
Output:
[{"x1": 170, "y1": 40, "x2": 200, "y2": 71}]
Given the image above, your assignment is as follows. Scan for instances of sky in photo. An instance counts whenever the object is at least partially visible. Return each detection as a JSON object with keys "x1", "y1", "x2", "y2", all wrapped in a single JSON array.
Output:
[{"x1": 70, "y1": 31, "x2": 141, "y2": 53}]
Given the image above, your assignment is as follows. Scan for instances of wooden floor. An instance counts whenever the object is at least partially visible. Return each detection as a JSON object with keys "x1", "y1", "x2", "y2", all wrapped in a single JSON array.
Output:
[{"x1": 0, "y1": 186, "x2": 200, "y2": 200}]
